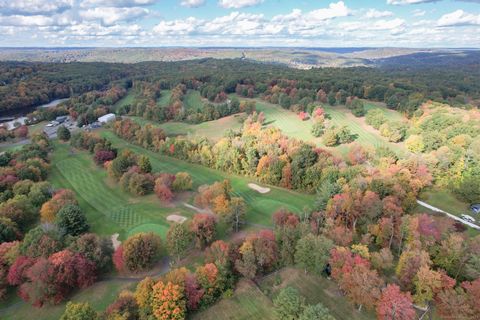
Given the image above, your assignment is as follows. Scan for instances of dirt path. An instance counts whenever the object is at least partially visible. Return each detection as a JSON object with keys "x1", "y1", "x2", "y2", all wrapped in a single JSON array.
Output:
[{"x1": 183, "y1": 202, "x2": 212, "y2": 214}]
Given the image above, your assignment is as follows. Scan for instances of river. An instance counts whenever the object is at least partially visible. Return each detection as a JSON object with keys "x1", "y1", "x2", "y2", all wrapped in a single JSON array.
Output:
[{"x1": 0, "y1": 98, "x2": 69, "y2": 120}]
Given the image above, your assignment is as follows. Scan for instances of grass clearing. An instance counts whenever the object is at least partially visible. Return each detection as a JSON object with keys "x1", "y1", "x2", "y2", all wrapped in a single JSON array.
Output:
[
  {"x1": 101, "y1": 131, "x2": 315, "y2": 226},
  {"x1": 131, "y1": 114, "x2": 243, "y2": 141},
  {"x1": 0, "y1": 279, "x2": 133, "y2": 320},
  {"x1": 259, "y1": 268, "x2": 375, "y2": 320},
  {"x1": 113, "y1": 89, "x2": 136, "y2": 112},
  {"x1": 157, "y1": 90, "x2": 172, "y2": 107},
  {"x1": 191, "y1": 279, "x2": 275, "y2": 320},
  {"x1": 254, "y1": 98, "x2": 405, "y2": 156},
  {"x1": 184, "y1": 90, "x2": 205, "y2": 110}
]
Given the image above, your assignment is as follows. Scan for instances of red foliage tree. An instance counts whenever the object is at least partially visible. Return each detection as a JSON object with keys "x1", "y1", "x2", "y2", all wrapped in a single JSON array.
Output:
[
  {"x1": 113, "y1": 245, "x2": 125, "y2": 272},
  {"x1": 376, "y1": 284, "x2": 416, "y2": 320},
  {"x1": 205, "y1": 240, "x2": 230, "y2": 267},
  {"x1": 7, "y1": 256, "x2": 36, "y2": 286},
  {"x1": 154, "y1": 182, "x2": 174, "y2": 203},
  {"x1": 94, "y1": 150, "x2": 116, "y2": 165},
  {"x1": 184, "y1": 273, "x2": 203, "y2": 311},
  {"x1": 190, "y1": 214, "x2": 216, "y2": 249}
]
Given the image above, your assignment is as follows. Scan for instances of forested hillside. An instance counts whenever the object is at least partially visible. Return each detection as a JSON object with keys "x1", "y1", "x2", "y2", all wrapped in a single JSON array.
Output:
[{"x1": 1, "y1": 57, "x2": 479, "y2": 115}]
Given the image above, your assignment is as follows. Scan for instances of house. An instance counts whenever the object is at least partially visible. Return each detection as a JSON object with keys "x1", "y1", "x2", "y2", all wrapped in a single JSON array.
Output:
[
  {"x1": 55, "y1": 116, "x2": 68, "y2": 124},
  {"x1": 98, "y1": 113, "x2": 116, "y2": 124}
]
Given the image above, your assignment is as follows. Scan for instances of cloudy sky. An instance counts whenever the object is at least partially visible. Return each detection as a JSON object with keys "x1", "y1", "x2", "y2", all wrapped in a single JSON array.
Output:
[{"x1": 0, "y1": 0, "x2": 479, "y2": 47}]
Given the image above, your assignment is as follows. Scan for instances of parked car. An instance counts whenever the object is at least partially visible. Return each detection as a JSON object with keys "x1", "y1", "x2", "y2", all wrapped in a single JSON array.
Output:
[
  {"x1": 471, "y1": 204, "x2": 480, "y2": 214},
  {"x1": 461, "y1": 214, "x2": 476, "y2": 223}
]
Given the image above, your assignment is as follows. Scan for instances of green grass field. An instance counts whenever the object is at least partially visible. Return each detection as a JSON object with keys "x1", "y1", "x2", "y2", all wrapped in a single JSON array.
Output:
[
  {"x1": 253, "y1": 99, "x2": 406, "y2": 156},
  {"x1": 113, "y1": 90, "x2": 136, "y2": 112},
  {"x1": 101, "y1": 131, "x2": 315, "y2": 227},
  {"x1": 131, "y1": 114, "x2": 243, "y2": 141},
  {"x1": 194, "y1": 267, "x2": 374, "y2": 320},
  {"x1": 184, "y1": 90, "x2": 205, "y2": 110},
  {"x1": 259, "y1": 268, "x2": 374, "y2": 320},
  {"x1": 156, "y1": 90, "x2": 172, "y2": 107},
  {"x1": 0, "y1": 279, "x2": 134, "y2": 320},
  {"x1": 49, "y1": 142, "x2": 192, "y2": 240},
  {"x1": 191, "y1": 279, "x2": 275, "y2": 320}
]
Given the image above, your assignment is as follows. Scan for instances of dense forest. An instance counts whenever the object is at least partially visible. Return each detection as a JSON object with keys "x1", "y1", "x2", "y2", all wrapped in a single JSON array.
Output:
[{"x1": 1, "y1": 56, "x2": 479, "y2": 116}]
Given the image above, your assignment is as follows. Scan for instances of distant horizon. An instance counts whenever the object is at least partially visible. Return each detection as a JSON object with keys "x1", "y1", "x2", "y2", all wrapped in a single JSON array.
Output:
[
  {"x1": 0, "y1": 1, "x2": 479, "y2": 47},
  {"x1": 1, "y1": 46, "x2": 479, "y2": 50}
]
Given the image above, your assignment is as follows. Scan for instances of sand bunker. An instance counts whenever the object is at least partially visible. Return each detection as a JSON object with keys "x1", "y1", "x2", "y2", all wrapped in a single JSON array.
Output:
[
  {"x1": 248, "y1": 183, "x2": 271, "y2": 194},
  {"x1": 111, "y1": 233, "x2": 121, "y2": 250},
  {"x1": 167, "y1": 214, "x2": 188, "y2": 224}
]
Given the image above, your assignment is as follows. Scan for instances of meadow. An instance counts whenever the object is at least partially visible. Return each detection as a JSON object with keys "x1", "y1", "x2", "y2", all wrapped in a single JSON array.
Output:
[
  {"x1": 132, "y1": 114, "x2": 243, "y2": 141},
  {"x1": 193, "y1": 267, "x2": 375, "y2": 320},
  {"x1": 254, "y1": 98, "x2": 407, "y2": 156}
]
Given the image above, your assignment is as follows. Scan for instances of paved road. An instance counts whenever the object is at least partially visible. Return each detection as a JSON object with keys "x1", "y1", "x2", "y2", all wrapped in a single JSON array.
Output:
[{"x1": 417, "y1": 200, "x2": 480, "y2": 230}]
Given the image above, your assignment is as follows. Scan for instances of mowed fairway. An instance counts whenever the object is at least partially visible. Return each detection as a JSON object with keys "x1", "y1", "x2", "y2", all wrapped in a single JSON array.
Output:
[
  {"x1": 254, "y1": 98, "x2": 405, "y2": 156},
  {"x1": 101, "y1": 131, "x2": 315, "y2": 226},
  {"x1": 49, "y1": 142, "x2": 192, "y2": 239},
  {"x1": 132, "y1": 114, "x2": 243, "y2": 141}
]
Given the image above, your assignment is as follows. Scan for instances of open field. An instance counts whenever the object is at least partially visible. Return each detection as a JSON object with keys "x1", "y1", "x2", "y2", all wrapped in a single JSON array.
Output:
[
  {"x1": 194, "y1": 267, "x2": 374, "y2": 320},
  {"x1": 101, "y1": 131, "x2": 315, "y2": 226},
  {"x1": 113, "y1": 89, "x2": 136, "y2": 112},
  {"x1": 254, "y1": 98, "x2": 406, "y2": 156},
  {"x1": 259, "y1": 268, "x2": 374, "y2": 320},
  {"x1": 0, "y1": 279, "x2": 134, "y2": 320},
  {"x1": 184, "y1": 90, "x2": 205, "y2": 110},
  {"x1": 157, "y1": 90, "x2": 172, "y2": 107},
  {"x1": 131, "y1": 114, "x2": 243, "y2": 141},
  {"x1": 49, "y1": 142, "x2": 192, "y2": 240},
  {"x1": 191, "y1": 279, "x2": 275, "y2": 320}
]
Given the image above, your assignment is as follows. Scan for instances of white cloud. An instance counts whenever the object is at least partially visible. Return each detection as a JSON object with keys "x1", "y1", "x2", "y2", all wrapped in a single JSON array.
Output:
[
  {"x1": 387, "y1": 0, "x2": 438, "y2": 4},
  {"x1": 412, "y1": 9, "x2": 426, "y2": 16},
  {"x1": 305, "y1": 1, "x2": 350, "y2": 21},
  {"x1": 80, "y1": 7, "x2": 149, "y2": 26},
  {"x1": 153, "y1": 17, "x2": 202, "y2": 35},
  {"x1": 0, "y1": 0, "x2": 73, "y2": 15},
  {"x1": 218, "y1": 0, "x2": 263, "y2": 9},
  {"x1": 437, "y1": 9, "x2": 480, "y2": 26},
  {"x1": 80, "y1": 0, "x2": 157, "y2": 7},
  {"x1": 365, "y1": 9, "x2": 394, "y2": 19},
  {"x1": 181, "y1": 0, "x2": 206, "y2": 8},
  {"x1": 370, "y1": 18, "x2": 406, "y2": 30}
]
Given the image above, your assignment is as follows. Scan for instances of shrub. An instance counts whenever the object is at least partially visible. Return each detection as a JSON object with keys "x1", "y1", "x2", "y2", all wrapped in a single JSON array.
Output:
[
  {"x1": 56, "y1": 204, "x2": 89, "y2": 237},
  {"x1": 122, "y1": 233, "x2": 162, "y2": 272},
  {"x1": 172, "y1": 172, "x2": 193, "y2": 192},
  {"x1": 57, "y1": 126, "x2": 71, "y2": 141}
]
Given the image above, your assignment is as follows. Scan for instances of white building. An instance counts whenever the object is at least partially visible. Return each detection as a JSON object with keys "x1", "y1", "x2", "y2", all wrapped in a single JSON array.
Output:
[{"x1": 98, "y1": 113, "x2": 116, "y2": 124}]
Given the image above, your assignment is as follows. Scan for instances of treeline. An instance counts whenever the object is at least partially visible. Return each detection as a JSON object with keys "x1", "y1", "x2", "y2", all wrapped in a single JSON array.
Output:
[
  {"x1": 0, "y1": 134, "x2": 109, "y2": 306},
  {"x1": 4, "y1": 58, "x2": 479, "y2": 115},
  {"x1": 59, "y1": 205, "x2": 480, "y2": 319},
  {"x1": 0, "y1": 62, "x2": 132, "y2": 113},
  {"x1": 118, "y1": 81, "x2": 256, "y2": 124}
]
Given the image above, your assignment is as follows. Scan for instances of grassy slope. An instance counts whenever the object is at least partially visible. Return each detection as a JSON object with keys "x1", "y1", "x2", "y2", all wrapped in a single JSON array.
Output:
[
  {"x1": 259, "y1": 268, "x2": 374, "y2": 320},
  {"x1": 131, "y1": 115, "x2": 243, "y2": 141},
  {"x1": 191, "y1": 280, "x2": 275, "y2": 320},
  {"x1": 157, "y1": 90, "x2": 172, "y2": 107},
  {"x1": 0, "y1": 280, "x2": 133, "y2": 320},
  {"x1": 194, "y1": 268, "x2": 374, "y2": 320},
  {"x1": 254, "y1": 99, "x2": 406, "y2": 156},
  {"x1": 112, "y1": 89, "x2": 136, "y2": 112},
  {"x1": 101, "y1": 131, "x2": 315, "y2": 226},
  {"x1": 49, "y1": 142, "x2": 191, "y2": 240},
  {"x1": 184, "y1": 90, "x2": 204, "y2": 110}
]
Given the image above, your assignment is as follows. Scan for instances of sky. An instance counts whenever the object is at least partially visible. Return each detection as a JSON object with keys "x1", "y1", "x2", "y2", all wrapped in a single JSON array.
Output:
[{"x1": 0, "y1": 0, "x2": 479, "y2": 47}]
